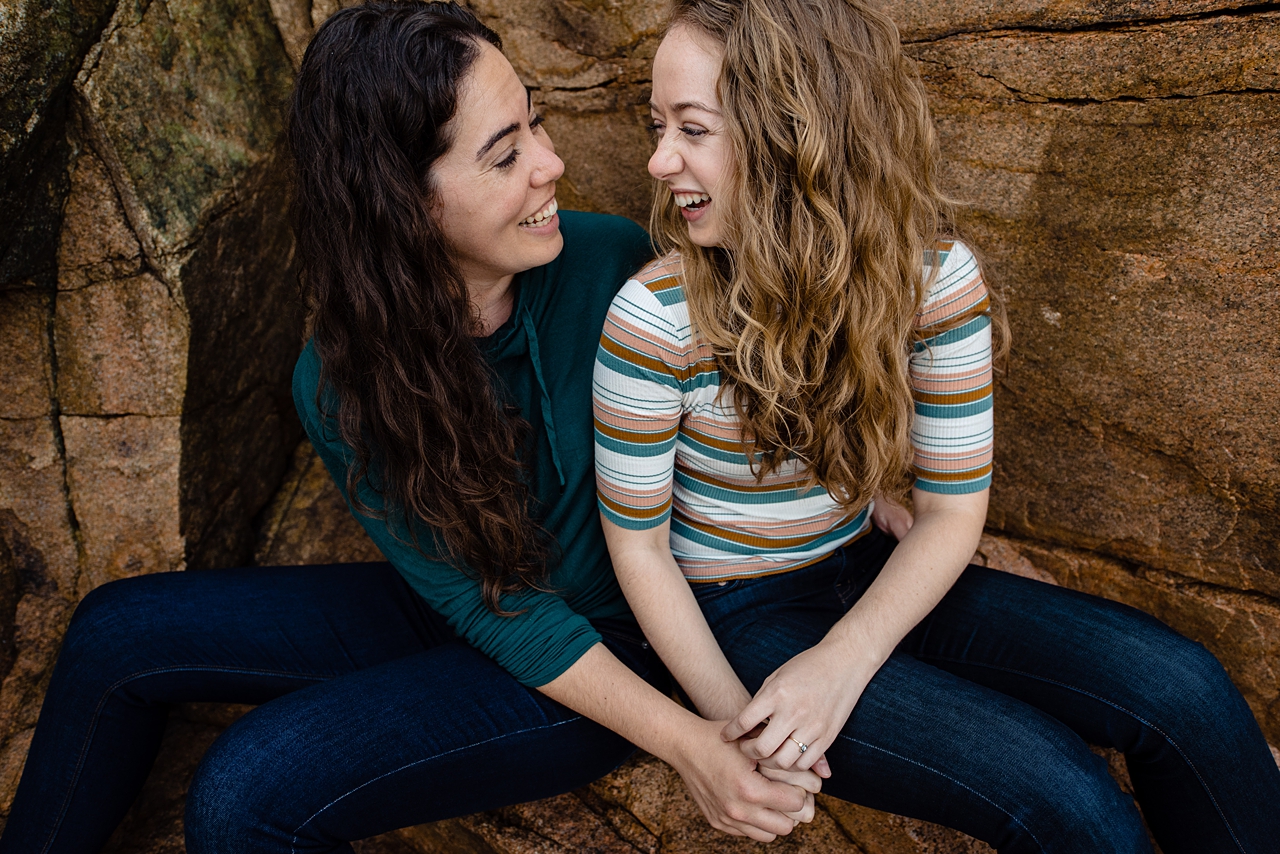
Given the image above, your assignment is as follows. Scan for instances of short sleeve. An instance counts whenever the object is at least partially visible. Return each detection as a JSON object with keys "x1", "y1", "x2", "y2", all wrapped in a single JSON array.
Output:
[
  {"x1": 593, "y1": 270, "x2": 689, "y2": 529},
  {"x1": 909, "y1": 242, "x2": 994, "y2": 494}
]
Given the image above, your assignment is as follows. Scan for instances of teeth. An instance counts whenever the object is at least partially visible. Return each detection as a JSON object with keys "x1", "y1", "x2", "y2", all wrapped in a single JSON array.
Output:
[
  {"x1": 521, "y1": 198, "x2": 558, "y2": 225},
  {"x1": 673, "y1": 192, "x2": 711, "y2": 208}
]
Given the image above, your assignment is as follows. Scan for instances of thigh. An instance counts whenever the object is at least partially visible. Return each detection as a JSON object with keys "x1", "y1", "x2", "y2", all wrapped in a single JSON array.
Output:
[
  {"x1": 827, "y1": 652, "x2": 1149, "y2": 854},
  {"x1": 184, "y1": 637, "x2": 652, "y2": 854},
  {"x1": 699, "y1": 560, "x2": 1150, "y2": 853},
  {"x1": 903, "y1": 566, "x2": 1280, "y2": 853},
  {"x1": 57, "y1": 561, "x2": 448, "y2": 704},
  {"x1": 901, "y1": 565, "x2": 1207, "y2": 745},
  {"x1": 693, "y1": 551, "x2": 851, "y2": 691}
]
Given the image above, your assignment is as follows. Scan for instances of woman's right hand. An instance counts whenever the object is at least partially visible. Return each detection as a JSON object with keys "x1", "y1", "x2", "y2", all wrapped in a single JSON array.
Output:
[{"x1": 670, "y1": 716, "x2": 819, "y2": 841}]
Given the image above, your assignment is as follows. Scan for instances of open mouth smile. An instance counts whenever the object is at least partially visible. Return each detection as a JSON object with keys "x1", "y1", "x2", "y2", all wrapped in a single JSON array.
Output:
[
  {"x1": 520, "y1": 198, "x2": 558, "y2": 227},
  {"x1": 674, "y1": 192, "x2": 711, "y2": 212}
]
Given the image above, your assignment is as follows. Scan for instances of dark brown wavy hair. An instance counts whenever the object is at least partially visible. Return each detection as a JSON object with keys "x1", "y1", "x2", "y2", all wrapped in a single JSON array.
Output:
[{"x1": 288, "y1": 1, "x2": 550, "y2": 612}]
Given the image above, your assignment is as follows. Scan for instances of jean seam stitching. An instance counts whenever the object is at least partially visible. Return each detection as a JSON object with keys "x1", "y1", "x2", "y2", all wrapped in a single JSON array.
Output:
[
  {"x1": 838, "y1": 733, "x2": 1044, "y2": 849},
  {"x1": 920, "y1": 655, "x2": 1247, "y2": 854},
  {"x1": 288, "y1": 716, "x2": 582, "y2": 853},
  {"x1": 40, "y1": 664, "x2": 337, "y2": 854}
]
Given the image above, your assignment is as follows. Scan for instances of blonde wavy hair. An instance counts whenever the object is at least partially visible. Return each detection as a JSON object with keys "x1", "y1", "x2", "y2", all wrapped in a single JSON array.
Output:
[{"x1": 653, "y1": 0, "x2": 961, "y2": 508}]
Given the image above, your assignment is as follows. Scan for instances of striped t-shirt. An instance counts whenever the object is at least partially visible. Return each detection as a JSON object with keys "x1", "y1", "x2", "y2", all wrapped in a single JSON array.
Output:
[{"x1": 593, "y1": 242, "x2": 993, "y2": 582}]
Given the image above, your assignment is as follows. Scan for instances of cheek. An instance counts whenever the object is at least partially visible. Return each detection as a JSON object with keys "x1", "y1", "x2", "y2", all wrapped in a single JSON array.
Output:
[
  {"x1": 488, "y1": 185, "x2": 527, "y2": 225},
  {"x1": 708, "y1": 148, "x2": 731, "y2": 195}
]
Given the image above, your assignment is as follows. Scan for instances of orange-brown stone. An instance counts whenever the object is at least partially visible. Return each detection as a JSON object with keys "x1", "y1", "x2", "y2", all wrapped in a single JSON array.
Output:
[{"x1": 2, "y1": 1, "x2": 1278, "y2": 852}]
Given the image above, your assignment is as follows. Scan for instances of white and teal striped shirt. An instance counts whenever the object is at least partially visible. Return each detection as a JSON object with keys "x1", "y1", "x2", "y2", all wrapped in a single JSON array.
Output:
[{"x1": 593, "y1": 243, "x2": 993, "y2": 582}]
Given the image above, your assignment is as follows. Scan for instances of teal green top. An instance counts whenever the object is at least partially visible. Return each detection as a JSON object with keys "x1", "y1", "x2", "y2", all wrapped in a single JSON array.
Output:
[{"x1": 292, "y1": 211, "x2": 653, "y2": 687}]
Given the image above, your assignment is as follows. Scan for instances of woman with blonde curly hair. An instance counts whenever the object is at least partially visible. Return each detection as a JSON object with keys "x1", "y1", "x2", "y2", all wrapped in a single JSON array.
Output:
[{"x1": 594, "y1": 0, "x2": 1280, "y2": 850}]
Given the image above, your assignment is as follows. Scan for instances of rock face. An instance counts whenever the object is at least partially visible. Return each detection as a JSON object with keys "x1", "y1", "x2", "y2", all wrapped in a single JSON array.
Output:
[
  {"x1": 1, "y1": 0, "x2": 1278, "y2": 852},
  {"x1": 494, "y1": 0, "x2": 1280, "y2": 748},
  {"x1": 0, "y1": 0, "x2": 302, "y2": 830},
  {"x1": 254, "y1": 440, "x2": 385, "y2": 567},
  {"x1": 906, "y1": 7, "x2": 1280, "y2": 741}
]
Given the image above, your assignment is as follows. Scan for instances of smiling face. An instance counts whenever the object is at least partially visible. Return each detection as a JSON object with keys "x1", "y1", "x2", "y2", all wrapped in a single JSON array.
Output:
[
  {"x1": 430, "y1": 42, "x2": 565, "y2": 296},
  {"x1": 648, "y1": 24, "x2": 731, "y2": 248}
]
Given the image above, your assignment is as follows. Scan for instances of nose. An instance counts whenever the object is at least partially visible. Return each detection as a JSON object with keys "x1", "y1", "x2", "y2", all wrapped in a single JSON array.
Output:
[
  {"x1": 648, "y1": 131, "x2": 681, "y2": 181},
  {"x1": 532, "y1": 130, "x2": 565, "y2": 186}
]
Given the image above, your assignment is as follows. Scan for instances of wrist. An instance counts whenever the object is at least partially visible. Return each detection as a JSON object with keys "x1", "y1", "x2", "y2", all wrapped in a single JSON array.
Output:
[
  {"x1": 697, "y1": 688, "x2": 752, "y2": 723},
  {"x1": 819, "y1": 625, "x2": 890, "y2": 675},
  {"x1": 648, "y1": 706, "x2": 713, "y2": 771}
]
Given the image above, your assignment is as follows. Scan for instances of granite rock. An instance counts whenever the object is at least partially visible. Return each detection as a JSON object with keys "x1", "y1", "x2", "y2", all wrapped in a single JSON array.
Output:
[
  {"x1": 910, "y1": 12, "x2": 1280, "y2": 609},
  {"x1": 885, "y1": 0, "x2": 1273, "y2": 41},
  {"x1": 0, "y1": 290, "x2": 55, "y2": 420},
  {"x1": 0, "y1": 0, "x2": 116, "y2": 291},
  {"x1": 0, "y1": 0, "x2": 303, "y2": 832},
  {"x1": 3, "y1": 0, "x2": 1279, "y2": 851},
  {"x1": 254, "y1": 440, "x2": 385, "y2": 567}
]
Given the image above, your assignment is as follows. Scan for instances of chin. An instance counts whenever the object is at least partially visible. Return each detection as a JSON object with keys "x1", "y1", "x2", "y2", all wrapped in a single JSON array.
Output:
[
  {"x1": 526, "y1": 229, "x2": 564, "y2": 267},
  {"x1": 684, "y1": 216, "x2": 724, "y2": 249}
]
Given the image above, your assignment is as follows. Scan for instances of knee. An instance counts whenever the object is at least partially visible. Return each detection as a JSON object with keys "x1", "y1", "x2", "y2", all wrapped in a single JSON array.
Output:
[
  {"x1": 65, "y1": 573, "x2": 185, "y2": 645},
  {"x1": 57, "y1": 575, "x2": 172, "y2": 679},
  {"x1": 186, "y1": 709, "x2": 338, "y2": 854},
  {"x1": 184, "y1": 753, "x2": 232, "y2": 854},
  {"x1": 1133, "y1": 627, "x2": 1242, "y2": 735},
  {"x1": 1122, "y1": 627, "x2": 1265, "y2": 769},
  {"x1": 185, "y1": 722, "x2": 282, "y2": 854},
  {"x1": 1004, "y1": 749, "x2": 1148, "y2": 854},
  {"x1": 1157, "y1": 632, "x2": 1235, "y2": 707}
]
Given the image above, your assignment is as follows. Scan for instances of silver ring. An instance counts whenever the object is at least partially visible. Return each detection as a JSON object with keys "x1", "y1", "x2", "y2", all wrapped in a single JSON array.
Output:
[{"x1": 789, "y1": 736, "x2": 809, "y2": 754}]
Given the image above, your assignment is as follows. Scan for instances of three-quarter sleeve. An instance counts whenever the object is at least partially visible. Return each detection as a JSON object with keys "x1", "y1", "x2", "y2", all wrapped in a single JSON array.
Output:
[
  {"x1": 909, "y1": 241, "x2": 995, "y2": 494},
  {"x1": 293, "y1": 346, "x2": 601, "y2": 688}
]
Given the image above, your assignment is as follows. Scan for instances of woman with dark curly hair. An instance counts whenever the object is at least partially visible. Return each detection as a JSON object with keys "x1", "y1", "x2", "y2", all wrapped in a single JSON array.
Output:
[{"x1": 0, "y1": 3, "x2": 821, "y2": 851}]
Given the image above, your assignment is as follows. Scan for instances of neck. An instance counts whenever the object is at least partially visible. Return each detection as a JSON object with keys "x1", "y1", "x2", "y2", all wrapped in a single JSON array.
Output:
[{"x1": 469, "y1": 273, "x2": 516, "y2": 337}]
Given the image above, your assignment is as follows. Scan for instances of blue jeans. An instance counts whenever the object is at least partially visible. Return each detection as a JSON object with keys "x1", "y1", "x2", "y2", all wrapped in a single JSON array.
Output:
[
  {"x1": 0, "y1": 563, "x2": 664, "y2": 854},
  {"x1": 691, "y1": 527, "x2": 1280, "y2": 854}
]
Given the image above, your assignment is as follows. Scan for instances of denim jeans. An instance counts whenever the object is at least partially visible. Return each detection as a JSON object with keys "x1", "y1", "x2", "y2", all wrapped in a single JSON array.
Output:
[
  {"x1": 691, "y1": 527, "x2": 1280, "y2": 854},
  {"x1": 0, "y1": 563, "x2": 664, "y2": 854}
]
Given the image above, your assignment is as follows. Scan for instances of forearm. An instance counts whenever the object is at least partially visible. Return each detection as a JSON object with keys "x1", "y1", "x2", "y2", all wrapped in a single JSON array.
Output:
[
  {"x1": 537, "y1": 642, "x2": 700, "y2": 761},
  {"x1": 604, "y1": 520, "x2": 751, "y2": 720},
  {"x1": 824, "y1": 488, "x2": 988, "y2": 669}
]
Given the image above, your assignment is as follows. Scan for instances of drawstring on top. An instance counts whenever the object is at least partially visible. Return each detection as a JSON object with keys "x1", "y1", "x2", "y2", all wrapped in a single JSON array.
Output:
[{"x1": 520, "y1": 306, "x2": 567, "y2": 492}]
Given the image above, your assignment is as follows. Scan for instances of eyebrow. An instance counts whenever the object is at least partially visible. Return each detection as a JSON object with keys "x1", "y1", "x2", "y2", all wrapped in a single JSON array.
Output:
[
  {"x1": 476, "y1": 89, "x2": 534, "y2": 161},
  {"x1": 650, "y1": 99, "x2": 721, "y2": 115}
]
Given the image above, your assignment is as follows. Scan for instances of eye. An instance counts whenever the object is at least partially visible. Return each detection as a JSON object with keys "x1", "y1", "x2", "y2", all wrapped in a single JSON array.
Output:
[
  {"x1": 646, "y1": 120, "x2": 664, "y2": 135},
  {"x1": 680, "y1": 126, "x2": 708, "y2": 138},
  {"x1": 495, "y1": 148, "x2": 519, "y2": 169},
  {"x1": 530, "y1": 113, "x2": 545, "y2": 131}
]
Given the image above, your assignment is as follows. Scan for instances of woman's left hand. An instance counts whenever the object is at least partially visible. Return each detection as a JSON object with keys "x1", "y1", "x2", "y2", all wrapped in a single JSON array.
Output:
[{"x1": 720, "y1": 640, "x2": 877, "y2": 773}]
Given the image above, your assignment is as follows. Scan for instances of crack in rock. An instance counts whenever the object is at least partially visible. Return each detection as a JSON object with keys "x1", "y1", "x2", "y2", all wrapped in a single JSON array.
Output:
[
  {"x1": 917, "y1": 57, "x2": 1278, "y2": 105},
  {"x1": 902, "y1": 2, "x2": 1280, "y2": 45}
]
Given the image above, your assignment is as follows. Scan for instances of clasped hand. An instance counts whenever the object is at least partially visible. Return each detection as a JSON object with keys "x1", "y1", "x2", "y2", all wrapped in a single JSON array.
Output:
[
  {"x1": 719, "y1": 492, "x2": 912, "y2": 774},
  {"x1": 674, "y1": 717, "x2": 822, "y2": 842},
  {"x1": 721, "y1": 641, "x2": 874, "y2": 775}
]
